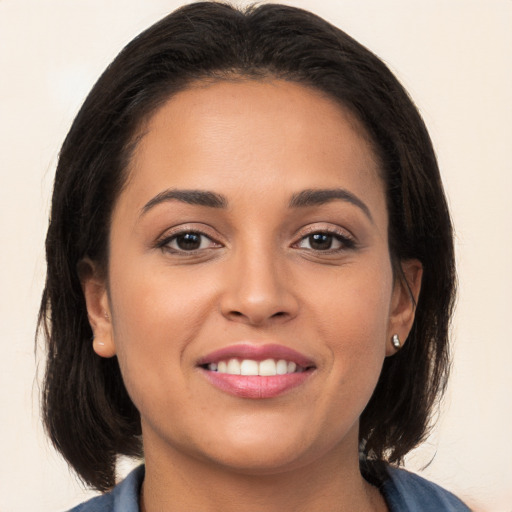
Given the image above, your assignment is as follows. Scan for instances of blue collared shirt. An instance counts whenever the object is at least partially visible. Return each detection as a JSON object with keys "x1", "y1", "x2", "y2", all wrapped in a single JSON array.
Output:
[{"x1": 68, "y1": 464, "x2": 471, "y2": 511}]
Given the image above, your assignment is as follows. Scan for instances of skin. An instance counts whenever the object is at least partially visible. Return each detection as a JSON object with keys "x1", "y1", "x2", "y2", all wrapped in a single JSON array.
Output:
[{"x1": 83, "y1": 79, "x2": 422, "y2": 512}]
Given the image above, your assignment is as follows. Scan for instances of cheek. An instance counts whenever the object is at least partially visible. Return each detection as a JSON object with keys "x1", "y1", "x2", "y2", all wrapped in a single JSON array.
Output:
[
  {"x1": 313, "y1": 260, "x2": 393, "y2": 340},
  {"x1": 109, "y1": 257, "x2": 216, "y2": 338},
  {"x1": 310, "y1": 261, "x2": 393, "y2": 386},
  {"x1": 107, "y1": 261, "x2": 217, "y2": 403}
]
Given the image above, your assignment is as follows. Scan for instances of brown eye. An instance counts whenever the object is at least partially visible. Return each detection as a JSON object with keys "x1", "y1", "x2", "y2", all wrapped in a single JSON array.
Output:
[
  {"x1": 296, "y1": 231, "x2": 355, "y2": 252},
  {"x1": 162, "y1": 231, "x2": 220, "y2": 252},
  {"x1": 175, "y1": 233, "x2": 202, "y2": 250},
  {"x1": 298, "y1": 233, "x2": 341, "y2": 251},
  {"x1": 307, "y1": 233, "x2": 334, "y2": 250}
]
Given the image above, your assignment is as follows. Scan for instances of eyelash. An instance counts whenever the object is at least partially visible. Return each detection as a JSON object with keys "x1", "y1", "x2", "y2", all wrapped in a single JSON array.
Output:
[
  {"x1": 293, "y1": 227, "x2": 356, "y2": 252},
  {"x1": 156, "y1": 227, "x2": 356, "y2": 254},
  {"x1": 156, "y1": 230, "x2": 221, "y2": 254}
]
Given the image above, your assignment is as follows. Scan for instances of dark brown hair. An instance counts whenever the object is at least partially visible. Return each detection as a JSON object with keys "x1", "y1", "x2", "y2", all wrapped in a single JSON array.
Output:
[{"x1": 39, "y1": 1, "x2": 456, "y2": 491}]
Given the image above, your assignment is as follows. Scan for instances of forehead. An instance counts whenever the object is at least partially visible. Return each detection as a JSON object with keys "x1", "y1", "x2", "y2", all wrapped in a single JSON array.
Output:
[{"x1": 122, "y1": 79, "x2": 385, "y2": 217}]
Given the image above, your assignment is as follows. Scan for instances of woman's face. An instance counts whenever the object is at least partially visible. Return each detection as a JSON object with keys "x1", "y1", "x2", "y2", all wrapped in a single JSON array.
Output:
[{"x1": 86, "y1": 79, "x2": 419, "y2": 474}]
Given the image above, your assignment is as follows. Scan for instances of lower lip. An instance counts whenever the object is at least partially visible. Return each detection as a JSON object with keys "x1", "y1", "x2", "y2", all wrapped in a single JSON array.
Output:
[{"x1": 200, "y1": 369, "x2": 312, "y2": 399}]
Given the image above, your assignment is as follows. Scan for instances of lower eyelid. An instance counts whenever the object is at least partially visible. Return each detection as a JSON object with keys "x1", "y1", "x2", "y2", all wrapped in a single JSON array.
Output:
[
  {"x1": 157, "y1": 230, "x2": 221, "y2": 251},
  {"x1": 171, "y1": 234, "x2": 211, "y2": 250},
  {"x1": 156, "y1": 226, "x2": 355, "y2": 253},
  {"x1": 295, "y1": 229, "x2": 355, "y2": 245}
]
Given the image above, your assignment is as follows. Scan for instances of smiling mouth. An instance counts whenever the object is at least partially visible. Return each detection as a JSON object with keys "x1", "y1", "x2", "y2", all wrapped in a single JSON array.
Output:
[
  {"x1": 197, "y1": 344, "x2": 316, "y2": 399},
  {"x1": 202, "y1": 358, "x2": 309, "y2": 376}
]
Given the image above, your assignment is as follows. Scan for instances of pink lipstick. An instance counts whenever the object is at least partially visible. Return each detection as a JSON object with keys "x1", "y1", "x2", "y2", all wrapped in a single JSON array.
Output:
[{"x1": 197, "y1": 343, "x2": 315, "y2": 399}]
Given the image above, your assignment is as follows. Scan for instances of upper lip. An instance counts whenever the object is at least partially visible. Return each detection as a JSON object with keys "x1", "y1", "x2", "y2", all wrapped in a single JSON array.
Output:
[{"x1": 197, "y1": 343, "x2": 315, "y2": 368}]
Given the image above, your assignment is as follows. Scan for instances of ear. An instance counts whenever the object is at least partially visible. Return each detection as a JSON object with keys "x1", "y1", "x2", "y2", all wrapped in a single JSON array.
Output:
[
  {"x1": 386, "y1": 259, "x2": 423, "y2": 356},
  {"x1": 78, "y1": 258, "x2": 116, "y2": 358}
]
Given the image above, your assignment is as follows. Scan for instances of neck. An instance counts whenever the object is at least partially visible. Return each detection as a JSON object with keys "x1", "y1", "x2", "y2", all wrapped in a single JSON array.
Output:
[{"x1": 139, "y1": 431, "x2": 387, "y2": 512}]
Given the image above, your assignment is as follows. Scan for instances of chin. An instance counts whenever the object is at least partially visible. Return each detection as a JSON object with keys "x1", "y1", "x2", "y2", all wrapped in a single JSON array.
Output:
[
  {"x1": 201, "y1": 444, "x2": 316, "y2": 476},
  {"x1": 185, "y1": 417, "x2": 352, "y2": 476}
]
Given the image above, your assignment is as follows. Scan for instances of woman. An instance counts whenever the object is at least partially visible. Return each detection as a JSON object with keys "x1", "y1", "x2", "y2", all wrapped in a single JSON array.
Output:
[{"x1": 39, "y1": 2, "x2": 468, "y2": 510}]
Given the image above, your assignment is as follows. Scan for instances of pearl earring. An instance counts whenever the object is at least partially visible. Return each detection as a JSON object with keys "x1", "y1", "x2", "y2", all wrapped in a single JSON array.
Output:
[{"x1": 391, "y1": 334, "x2": 401, "y2": 350}]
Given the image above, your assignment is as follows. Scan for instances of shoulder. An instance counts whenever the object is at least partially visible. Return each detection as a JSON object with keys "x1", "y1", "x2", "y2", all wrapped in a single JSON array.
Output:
[
  {"x1": 67, "y1": 465, "x2": 144, "y2": 512},
  {"x1": 381, "y1": 466, "x2": 471, "y2": 512}
]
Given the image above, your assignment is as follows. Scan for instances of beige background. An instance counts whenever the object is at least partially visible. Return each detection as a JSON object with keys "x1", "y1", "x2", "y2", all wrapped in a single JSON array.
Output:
[{"x1": 1, "y1": 0, "x2": 511, "y2": 510}]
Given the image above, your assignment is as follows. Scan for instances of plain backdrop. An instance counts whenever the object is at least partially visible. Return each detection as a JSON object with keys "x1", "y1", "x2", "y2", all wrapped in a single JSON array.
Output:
[{"x1": 1, "y1": 1, "x2": 511, "y2": 511}]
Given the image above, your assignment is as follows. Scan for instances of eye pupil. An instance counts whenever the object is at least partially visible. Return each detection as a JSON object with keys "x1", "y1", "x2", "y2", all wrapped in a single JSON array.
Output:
[
  {"x1": 309, "y1": 233, "x2": 332, "y2": 250},
  {"x1": 177, "y1": 233, "x2": 202, "y2": 250}
]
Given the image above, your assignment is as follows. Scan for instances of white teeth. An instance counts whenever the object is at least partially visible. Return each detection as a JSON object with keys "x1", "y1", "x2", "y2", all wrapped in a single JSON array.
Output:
[
  {"x1": 208, "y1": 358, "x2": 303, "y2": 376},
  {"x1": 227, "y1": 358, "x2": 241, "y2": 375},
  {"x1": 240, "y1": 359, "x2": 259, "y2": 376},
  {"x1": 276, "y1": 359, "x2": 288, "y2": 375},
  {"x1": 259, "y1": 359, "x2": 277, "y2": 376}
]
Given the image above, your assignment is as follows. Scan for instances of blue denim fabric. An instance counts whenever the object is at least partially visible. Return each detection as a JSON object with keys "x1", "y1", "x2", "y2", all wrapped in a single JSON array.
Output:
[
  {"x1": 67, "y1": 464, "x2": 471, "y2": 511},
  {"x1": 67, "y1": 465, "x2": 143, "y2": 512}
]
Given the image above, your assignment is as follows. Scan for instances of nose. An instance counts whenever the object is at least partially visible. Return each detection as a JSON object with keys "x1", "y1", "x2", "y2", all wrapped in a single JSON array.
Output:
[{"x1": 220, "y1": 245, "x2": 299, "y2": 326}]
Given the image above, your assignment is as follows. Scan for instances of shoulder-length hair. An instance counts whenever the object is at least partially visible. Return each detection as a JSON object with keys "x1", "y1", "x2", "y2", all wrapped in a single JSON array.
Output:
[{"x1": 39, "y1": 1, "x2": 456, "y2": 491}]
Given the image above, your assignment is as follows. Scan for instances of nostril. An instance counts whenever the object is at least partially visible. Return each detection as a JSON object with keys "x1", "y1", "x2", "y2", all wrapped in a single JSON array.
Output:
[{"x1": 226, "y1": 309, "x2": 288, "y2": 324}]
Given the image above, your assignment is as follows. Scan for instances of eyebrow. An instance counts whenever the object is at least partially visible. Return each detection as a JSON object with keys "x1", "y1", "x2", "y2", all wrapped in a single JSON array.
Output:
[
  {"x1": 141, "y1": 189, "x2": 228, "y2": 215},
  {"x1": 140, "y1": 187, "x2": 373, "y2": 221},
  {"x1": 289, "y1": 188, "x2": 373, "y2": 222}
]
